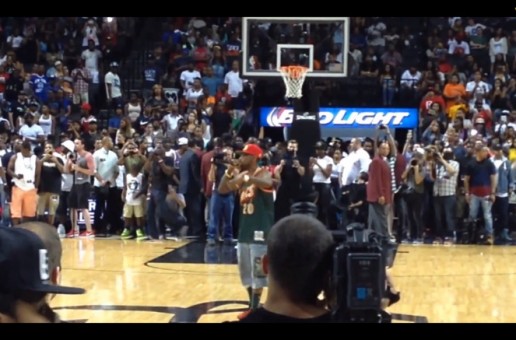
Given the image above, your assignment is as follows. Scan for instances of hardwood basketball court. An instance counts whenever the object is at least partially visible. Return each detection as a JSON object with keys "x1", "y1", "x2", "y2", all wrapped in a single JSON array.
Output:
[{"x1": 50, "y1": 238, "x2": 516, "y2": 323}]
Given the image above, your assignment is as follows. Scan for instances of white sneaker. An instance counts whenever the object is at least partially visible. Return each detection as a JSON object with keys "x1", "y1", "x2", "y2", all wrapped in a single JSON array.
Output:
[{"x1": 57, "y1": 224, "x2": 66, "y2": 238}]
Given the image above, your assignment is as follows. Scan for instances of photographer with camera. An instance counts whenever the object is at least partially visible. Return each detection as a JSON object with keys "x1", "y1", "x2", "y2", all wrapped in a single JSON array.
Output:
[
  {"x1": 400, "y1": 150, "x2": 425, "y2": 243},
  {"x1": 433, "y1": 147, "x2": 459, "y2": 243},
  {"x1": 143, "y1": 145, "x2": 175, "y2": 240},
  {"x1": 207, "y1": 146, "x2": 236, "y2": 245},
  {"x1": 37, "y1": 142, "x2": 64, "y2": 226},
  {"x1": 273, "y1": 140, "x2": 305, "y2": 222},
  {"x1": 238, "y1": 214, "x2": 333, "y2": 323},
  {"x1": 118, "y1": 140, "x2": 147, "y2": 174}
]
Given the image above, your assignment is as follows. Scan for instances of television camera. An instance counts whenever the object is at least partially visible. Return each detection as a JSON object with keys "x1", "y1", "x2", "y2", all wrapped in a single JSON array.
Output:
[{"x1": 290, "y1": 201, "x2": 397, "y2": 323}]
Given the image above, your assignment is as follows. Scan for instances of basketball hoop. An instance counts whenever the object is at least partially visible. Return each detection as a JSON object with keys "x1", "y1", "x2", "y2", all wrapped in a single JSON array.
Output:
[{"x1": 279, "y1": 66, "x2": 309, "y2": 99}]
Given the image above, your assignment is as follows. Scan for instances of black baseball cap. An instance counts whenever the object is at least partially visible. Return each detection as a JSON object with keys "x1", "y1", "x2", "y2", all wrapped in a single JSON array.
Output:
[
  {"x1": 0, "y1": 228, "x2": 85, "y2": 295},
  {"x1": 491, "y1": 144, "x2": 502, "y2": 151}
]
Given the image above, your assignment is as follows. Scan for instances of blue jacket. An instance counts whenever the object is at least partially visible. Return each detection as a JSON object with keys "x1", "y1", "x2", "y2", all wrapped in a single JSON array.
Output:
[{"x1": 495, "y1": 157, "x2": 513, "y2": 195}]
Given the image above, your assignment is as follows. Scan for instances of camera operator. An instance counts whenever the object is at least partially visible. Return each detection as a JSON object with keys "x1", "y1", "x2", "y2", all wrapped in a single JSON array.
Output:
[
  {"x1": 207, "y1": 146, "x2": 236, "y2": 245},
  {"x1": 433, "y1": 147, "x2": 459, "y2": 243},
  {"x1": 273, "y1": 140, "x2": 305, "y2": 222},
  {"x1": 238, "y1": 214, "x2": 333, "y2": 323}
]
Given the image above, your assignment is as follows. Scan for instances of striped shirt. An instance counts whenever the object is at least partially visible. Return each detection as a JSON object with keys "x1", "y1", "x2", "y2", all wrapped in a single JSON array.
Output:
[{"x1": 388, "y1": 156, "x2": 396, "y2": 193}]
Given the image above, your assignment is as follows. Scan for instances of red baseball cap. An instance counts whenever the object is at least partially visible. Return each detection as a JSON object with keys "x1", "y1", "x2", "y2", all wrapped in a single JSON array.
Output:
[
  {"x1": 240, "y1": 143, "x2": 263, "y2": 158},
  {"x1": 81, "y1": 102, "x2": 91, "y2": 111}
]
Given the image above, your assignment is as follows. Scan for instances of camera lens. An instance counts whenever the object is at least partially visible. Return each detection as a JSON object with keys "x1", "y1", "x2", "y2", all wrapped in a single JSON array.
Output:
[{"x1": 410, "y1": 159, "x2": 418, "y2": 166}]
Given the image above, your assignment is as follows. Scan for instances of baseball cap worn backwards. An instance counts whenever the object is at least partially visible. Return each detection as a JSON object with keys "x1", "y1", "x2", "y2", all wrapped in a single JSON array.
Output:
[{"x1": 0, "y1": 228, "x2": 85, "y2": 295}]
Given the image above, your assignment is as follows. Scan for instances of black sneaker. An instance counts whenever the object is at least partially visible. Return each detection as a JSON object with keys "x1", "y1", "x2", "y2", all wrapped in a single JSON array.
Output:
[{"x1": 179, "y1": 226, "x2": 189, "y2": 240}]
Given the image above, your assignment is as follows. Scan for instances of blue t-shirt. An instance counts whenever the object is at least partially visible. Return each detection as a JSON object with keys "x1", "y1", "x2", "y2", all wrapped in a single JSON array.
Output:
[
  {"x1": 466, "y1": 158, "x2": 496, "y2": 197},
  {"x1": 109, "y1": 116, "x2": 122, "y2": 130},
  {"x1": 30, "y1": 74, "x2": 50, "y2": 103},
  {"x1": 202, "y1": 76, "x2": 222, "y2": 96}
]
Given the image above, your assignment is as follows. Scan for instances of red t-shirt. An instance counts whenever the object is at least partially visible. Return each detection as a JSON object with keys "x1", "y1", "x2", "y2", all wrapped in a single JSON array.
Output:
[
  {"x1": 419, "y1": 95, "x2": 446, "y2": 115},
  {"x1": 0, "y1": 72, "x2": 10, "y2": 93}
]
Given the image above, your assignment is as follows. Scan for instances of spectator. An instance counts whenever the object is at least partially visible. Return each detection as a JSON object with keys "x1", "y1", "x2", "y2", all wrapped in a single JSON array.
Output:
[
  {"x1": 104, "y1": 61, "x2": 123, "y2": 109},
  {"x1": 367, "y1": 141, "x2": 392, "y2": 243},
  {"x1": 0, "y1": 227, "x2": 85, "y2": 323},
  {"x1": 238, "y1": 214, "x2": 333, "y2": 323},
  {"x1": 464, "y1": 145, "x2": 497, "y2": 245},
  {"x1": 17, "y1": 222, "x2": 75, "y2": 321},
  {"x1": 489, "y1": 28, "x2": 508, "y2": 72}
]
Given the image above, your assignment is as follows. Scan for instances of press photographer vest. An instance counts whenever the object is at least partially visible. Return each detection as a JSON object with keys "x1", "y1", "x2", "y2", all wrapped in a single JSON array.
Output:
[{"x1": 238, "y1": 167, "x2": 274, "y2": 244}]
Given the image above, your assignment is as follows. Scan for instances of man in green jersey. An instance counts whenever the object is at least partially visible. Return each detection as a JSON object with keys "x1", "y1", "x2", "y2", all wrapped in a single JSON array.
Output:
[{"x1": 218, "y1": 143, "x2": 274, "y2": 319}]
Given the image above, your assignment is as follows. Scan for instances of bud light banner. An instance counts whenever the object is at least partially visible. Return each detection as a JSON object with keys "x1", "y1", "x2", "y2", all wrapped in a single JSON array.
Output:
[{"x1": 260, "y1": 107, "x2": 418, "y2": 129}]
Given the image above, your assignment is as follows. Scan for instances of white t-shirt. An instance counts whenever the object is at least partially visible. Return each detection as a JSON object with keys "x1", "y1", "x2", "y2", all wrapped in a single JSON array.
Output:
[
  {"x1": 341, "y1": 148, "x2": 371, "y2": 185},
  {"x1": 224, "y1": 70, "x2": 243, "y2": 98},
  {"x1": 180, "y1": 70, "x2": 201, "y2": 90},
  {"x1": 93, "y1": 148, "x2": 119, "y2": 188},
  {"x1": 81, "y1": 49, "x2": 102, "y2": 73},
  {"x1": 331, "y1": 158, "x2": 345, "y2": 180},
  {"x1": 7, "y1": 35, "x2": 23, "y2": 49},
  {"x1": 82, "y1": 25, "x2": 100, "y2": 47},
  {"x1": 115, "y1": 165, "x2": 125, "y2": 189},
  {"x1": 105, "y1": 71, "x2": 122, "y2": 99},
  {"x1": 162, "y1": 113, "x2": 181, "y2": 131},
  {"x1": 19, "y1": 124, "x2": 45, "y2": 151},
  {"x1": 465, "y1": 80, "x2": 490, "y2": 106},
  {"x1": 184, "y1": 87, "x2": 204, "y2": 102},
  {"x1": 312, "y1": 156, "x2": 333, "y2": 184},
  {"x1": 125, "y1": 173, "x2": 144, "y2": 206},
  {"x1": 61, "y1": 167, "x2": 74, "y2": 192}
]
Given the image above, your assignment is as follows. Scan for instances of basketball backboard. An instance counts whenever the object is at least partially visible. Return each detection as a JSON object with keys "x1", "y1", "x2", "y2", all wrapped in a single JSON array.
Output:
[{"x1": 242, "y1": 17, "x2": 349, "y2": 78}]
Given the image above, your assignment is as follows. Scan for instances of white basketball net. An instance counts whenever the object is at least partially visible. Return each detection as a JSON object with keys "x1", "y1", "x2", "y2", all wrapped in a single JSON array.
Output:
[{"x1": 279, "y1": 66, "x2": 309, "y2": 99}]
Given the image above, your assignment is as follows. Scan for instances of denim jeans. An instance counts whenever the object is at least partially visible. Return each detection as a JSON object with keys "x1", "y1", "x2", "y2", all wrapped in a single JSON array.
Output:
[
  {"x1": 207, "y1": 191, "x2": 234, "y2": 241},
  {"x1": 468, "y1": 195, "x2": 493, "y2": 236},
  {"x1": 146, "y1": 189, "x2": 167, "y2": 239},
  {"x1": 0, "y1": 184, "x2": 9, "y2": 227},
  {"x1": 434, "y1": 195, "x2": 457, "y2": 238}
]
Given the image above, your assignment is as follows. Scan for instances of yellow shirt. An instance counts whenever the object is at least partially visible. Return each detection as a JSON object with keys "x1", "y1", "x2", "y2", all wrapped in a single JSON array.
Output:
[
  {"x1": 448, "y1": 103, "x2": 468, "y2": 120},
  {"x1": 509, "y1": 148, "x2": 516, "y2": 163}
]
